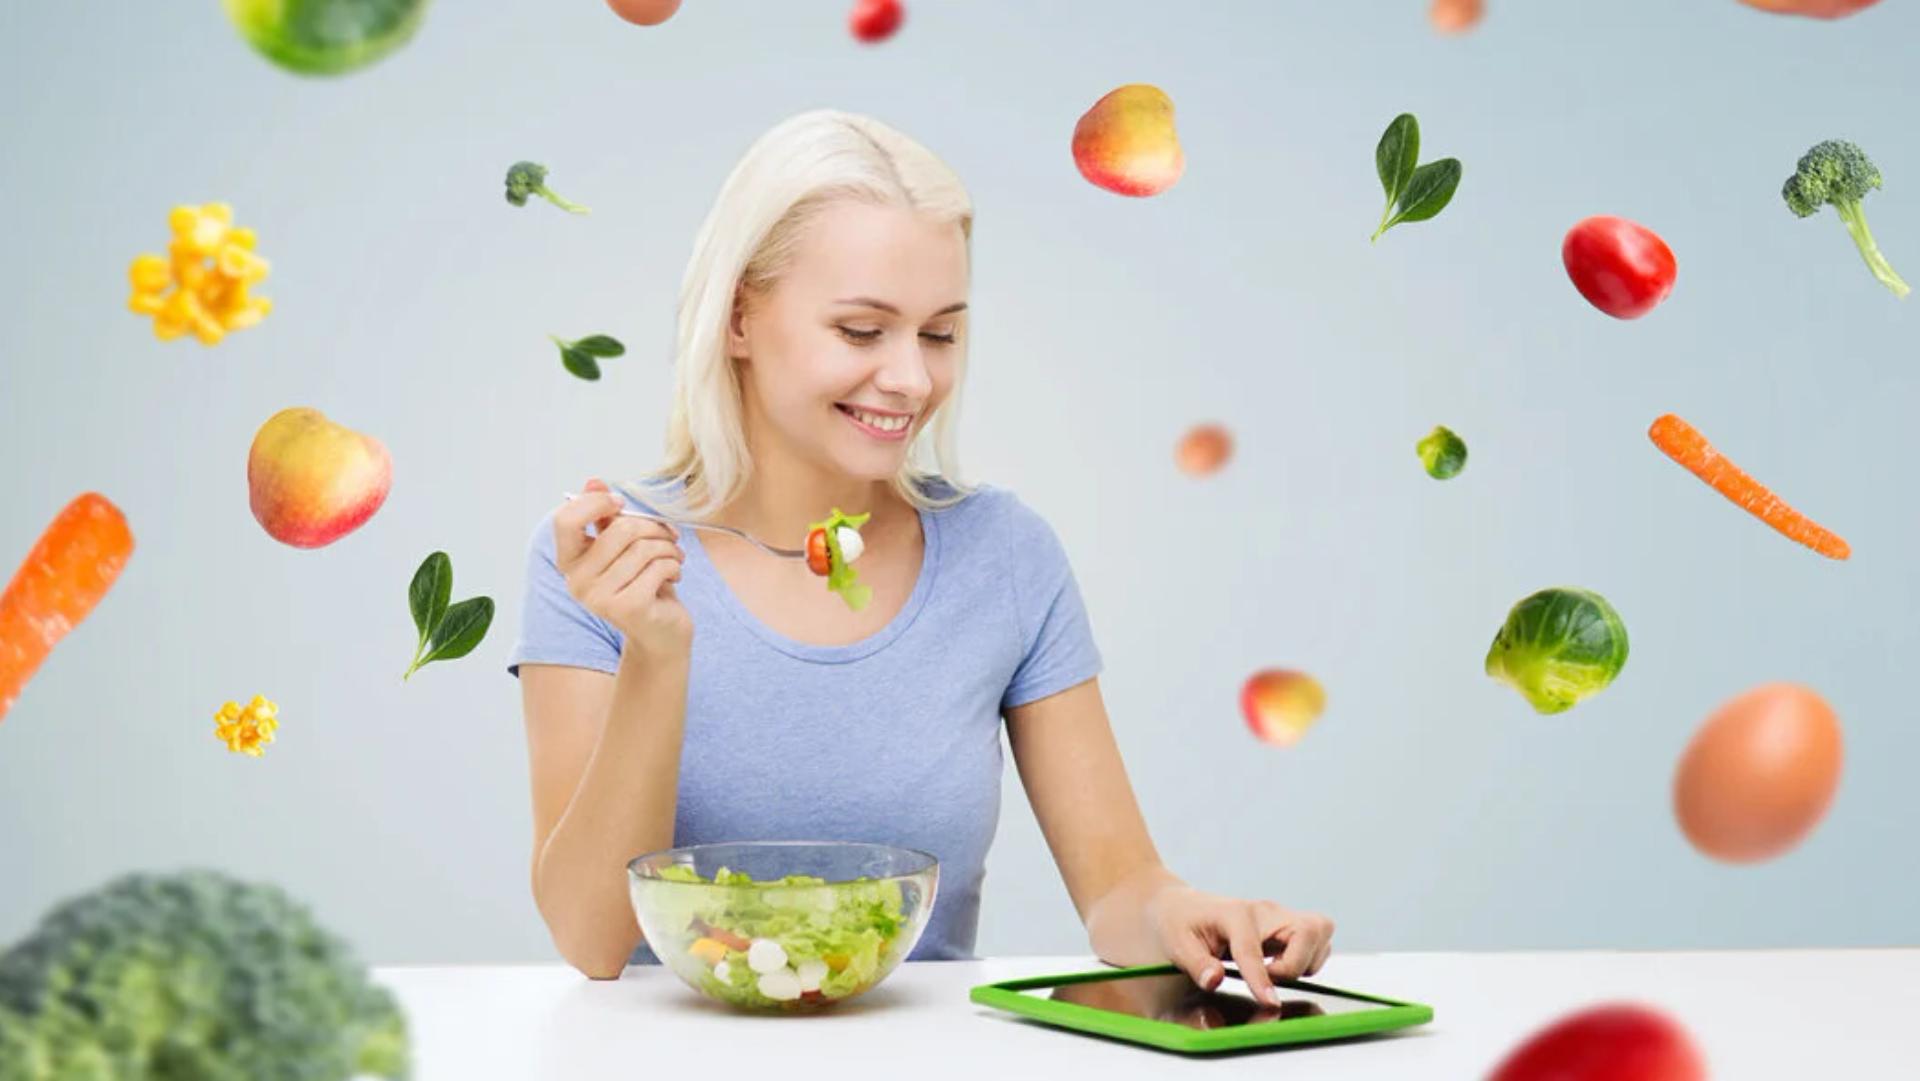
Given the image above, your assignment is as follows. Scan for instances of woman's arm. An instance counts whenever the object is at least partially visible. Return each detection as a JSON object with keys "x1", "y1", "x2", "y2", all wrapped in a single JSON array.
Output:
[
  {"x1": 1006, "y1": 677, "x2": 1336, "y2": 1004},
  {"x1": 1004, "y1": 678, "x2": 1173, "y2": 962},
  {"x1": 522, "y1": 649, "x2": 688, "y2": 979},
  {"x1": 520, "y1": 482, "x2": 693, "y2": 979}
]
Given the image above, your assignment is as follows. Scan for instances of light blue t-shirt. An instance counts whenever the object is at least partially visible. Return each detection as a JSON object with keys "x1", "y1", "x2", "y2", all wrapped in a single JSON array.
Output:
[{"x1": 506, "y1": 477, "x2": 1102, "y2": 965}]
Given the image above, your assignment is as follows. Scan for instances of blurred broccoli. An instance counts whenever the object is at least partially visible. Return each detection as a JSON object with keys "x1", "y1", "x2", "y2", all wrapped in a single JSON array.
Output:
[
  {"x1": 0, "y1": 869, "x2": 409, "y2": 1081},
  {"x1": 504, "y1": 161, "x2": 589, "y2": 214},
  {"x1": 1783, "y1": 139, "x2": 1909, "y2": 298}
]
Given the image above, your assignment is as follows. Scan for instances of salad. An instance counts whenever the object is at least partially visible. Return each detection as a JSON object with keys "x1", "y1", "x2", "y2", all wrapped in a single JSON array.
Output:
[
  {"x1": 650, "y1": 864, "x2": 906, "y2": 1008},
  {"x1": 805, "y1": 508, "x2": 872, "y2": 611}
]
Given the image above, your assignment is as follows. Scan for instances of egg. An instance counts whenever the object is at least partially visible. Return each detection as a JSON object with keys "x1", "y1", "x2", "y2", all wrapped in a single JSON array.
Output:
[
  {"x1": 1673, "y1": 683, "x2": 1843, "y2": 864},
  {"x1": 1175, "y1": 423, "x2": 1233, "y2": 477},
  {"x1": 604, "y1": 0, "x2": 683, "y2": 26},
  {"x1": 1240, "y1": 669, "x2": 1326, "y2": 747}
]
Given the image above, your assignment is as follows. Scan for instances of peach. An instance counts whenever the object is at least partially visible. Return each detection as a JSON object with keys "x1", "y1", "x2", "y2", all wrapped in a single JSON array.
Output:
[
  {"x1": 1429, "y1": 0, "x2": 1485, "y2": 33},
  {"x1": 247, "y1": 407, "x2": 391, "y2": 549},
  {"x1": 1072, "y1": 84, "x2": 1184, "y2": 197},
  {"x1": 1240, "y1": 669, "x2": 1326, "y2": 747},
  {"x1": 1737, "y1": 0, "x2": 1880, "y2": 17},
  {"x1": 604, "y1": 0, "x2": 683, "y2": 25}
]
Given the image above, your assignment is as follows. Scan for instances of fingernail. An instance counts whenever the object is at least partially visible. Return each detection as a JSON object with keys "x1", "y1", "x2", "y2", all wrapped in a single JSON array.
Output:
[{"x1": 1267, "y1": 986, "x2": 1285, "y2": 1006}]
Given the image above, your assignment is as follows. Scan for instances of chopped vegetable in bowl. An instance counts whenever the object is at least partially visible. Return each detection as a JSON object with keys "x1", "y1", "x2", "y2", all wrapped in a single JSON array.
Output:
[{"x1": 628, "y1": 845, "x2": 936, "y2": 1011}]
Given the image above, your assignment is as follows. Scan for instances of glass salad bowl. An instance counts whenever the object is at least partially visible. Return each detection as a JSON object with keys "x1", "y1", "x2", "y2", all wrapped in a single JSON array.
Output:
[{"x1": 627, "y1": 841, "x2": 938, "y2": 1011}]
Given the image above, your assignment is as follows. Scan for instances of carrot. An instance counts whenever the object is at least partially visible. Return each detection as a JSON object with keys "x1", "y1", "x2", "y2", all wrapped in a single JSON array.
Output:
[
  {"x1": 0, "y1": 493, "x2": 135, "y2": 722},
  {"x1": 1648, "y1": 414, "x2": 1850, "y2": 560}
]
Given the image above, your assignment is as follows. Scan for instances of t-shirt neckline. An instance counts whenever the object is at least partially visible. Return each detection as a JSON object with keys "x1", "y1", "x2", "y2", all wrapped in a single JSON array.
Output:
[{"x1": 677, "y1": 501, "x2": 942, "y2": 664}]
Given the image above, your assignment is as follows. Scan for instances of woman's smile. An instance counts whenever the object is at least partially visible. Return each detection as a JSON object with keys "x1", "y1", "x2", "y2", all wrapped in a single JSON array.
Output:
[{"x1": 835, "y1": 401, "x2": 916, "y2": 441}]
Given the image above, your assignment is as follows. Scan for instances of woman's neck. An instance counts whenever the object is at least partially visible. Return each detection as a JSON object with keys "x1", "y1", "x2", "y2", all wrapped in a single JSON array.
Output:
[{"x1": 715, "y1": 457, "x2": 905, "y2": 548}]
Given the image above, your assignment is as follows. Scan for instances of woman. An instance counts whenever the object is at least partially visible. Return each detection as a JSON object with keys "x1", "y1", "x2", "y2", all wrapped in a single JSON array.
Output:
[{"x1": 508, "y1": 108, "x2": 1334, "y2": 1007}]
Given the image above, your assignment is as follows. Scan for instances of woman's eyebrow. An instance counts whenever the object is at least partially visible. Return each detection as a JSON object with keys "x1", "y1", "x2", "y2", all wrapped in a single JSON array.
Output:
[{"x1": 832, "y1": 296, "x2": 969, "y2": 316}]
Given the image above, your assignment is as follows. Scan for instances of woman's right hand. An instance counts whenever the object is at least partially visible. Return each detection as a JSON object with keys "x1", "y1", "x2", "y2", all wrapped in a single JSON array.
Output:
[{"x1": 553, "y1": 478, "x2": 692, "y2": 659}]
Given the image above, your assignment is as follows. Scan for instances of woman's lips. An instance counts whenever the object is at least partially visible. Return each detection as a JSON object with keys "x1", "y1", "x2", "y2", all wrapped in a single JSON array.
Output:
[{"x1": 836, "y1": 403, "x2": 913, "y2": 442}]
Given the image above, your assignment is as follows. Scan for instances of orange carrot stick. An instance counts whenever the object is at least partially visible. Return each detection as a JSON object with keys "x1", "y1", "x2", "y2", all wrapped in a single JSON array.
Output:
[
  {"x1": 0, "y1": 493, "x2": 135, "y2": 722},
  {"x1": 1648, "y1": 414, "x2": 1850, "y2": 560}
]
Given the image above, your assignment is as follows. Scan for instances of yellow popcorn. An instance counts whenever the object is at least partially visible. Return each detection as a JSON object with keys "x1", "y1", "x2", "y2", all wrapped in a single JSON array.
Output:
[
  {"x1": 213, "y1": 694, "x2": 280, "y2": 757},
  {"x1": 130, "y1": 202, "x2": 272, "y2": 345}
]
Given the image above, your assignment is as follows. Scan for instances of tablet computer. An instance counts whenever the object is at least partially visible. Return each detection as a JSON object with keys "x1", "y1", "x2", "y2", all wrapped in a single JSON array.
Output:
[{"x1": 970, "y1": 962, "x2": 1433, "y2": 1054}]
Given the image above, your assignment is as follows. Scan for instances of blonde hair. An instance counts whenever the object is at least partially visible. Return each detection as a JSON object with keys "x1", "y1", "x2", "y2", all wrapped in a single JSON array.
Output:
[{"x1": 642, "y1": 108, "x2": 977, "y2": 521}]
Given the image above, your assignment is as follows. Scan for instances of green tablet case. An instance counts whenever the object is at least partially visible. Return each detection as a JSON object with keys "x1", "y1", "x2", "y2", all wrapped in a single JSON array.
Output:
[{"x1": 969, "y1": 962, "x2": 1434, "y2": 1054}]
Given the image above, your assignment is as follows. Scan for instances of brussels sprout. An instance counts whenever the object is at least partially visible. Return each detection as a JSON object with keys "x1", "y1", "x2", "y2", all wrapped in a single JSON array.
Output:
[
  {"x1": 1416, "y1": 425, "x2": 1468, "y2": 479},
  {"x1": 1485, "y1": 587, "x2": 1628, "y2": 714},
  {"x1": 223, "y1": 0, "x2": 431, "y2": 76}
]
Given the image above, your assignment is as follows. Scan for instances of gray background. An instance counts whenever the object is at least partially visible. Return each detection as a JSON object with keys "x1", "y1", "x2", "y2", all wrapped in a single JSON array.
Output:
[{"x1": 2, "y1": 1, "x2": 1914, "y2": 963}]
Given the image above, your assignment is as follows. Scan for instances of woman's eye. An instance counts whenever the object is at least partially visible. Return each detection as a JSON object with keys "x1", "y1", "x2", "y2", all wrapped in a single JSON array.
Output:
[
  {"x1": 836, "y1": 325, "x2": 882, "y2": 344},
  {"x1": 920, "y1": 331, "x2": 957, "y2": 345}
]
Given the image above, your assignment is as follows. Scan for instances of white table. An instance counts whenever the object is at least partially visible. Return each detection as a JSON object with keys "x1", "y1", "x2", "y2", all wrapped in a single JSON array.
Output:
[{"x1": 377, "y1": 950, "x2": 1914, "y2": 1078}]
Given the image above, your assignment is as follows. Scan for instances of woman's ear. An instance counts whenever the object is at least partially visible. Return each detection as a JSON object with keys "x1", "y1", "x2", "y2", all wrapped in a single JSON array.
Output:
[{"x1": 727, "y1": 287, "x2": 751, "y2": 361}]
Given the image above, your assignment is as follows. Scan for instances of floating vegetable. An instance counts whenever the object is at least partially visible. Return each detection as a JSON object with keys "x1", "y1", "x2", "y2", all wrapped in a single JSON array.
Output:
[
  {"x1": 848, "y1": 0, "x2": 905, "y2": 42},
  {"x1": 1240, "y1": 669, "x2": 1326, "y2": 747},
  {"x1": 552, "y1": 333, "x2": 626, "y2": 381},
  {"x1": 1429, "y1": 0, "x2": 1485, "y2": 33},
  {"x1": 1073, "y1": 84, "x2": 1184, "y2": 197},
  {"x1": 0, "y1": 494, "x2": 134, "y2": 724},
  {"x1": 1485, "y1": 588, "x2": 1629, "y2": 714},
  {"x1": 1674, "y1": 683, "x2": 1842, "y2": 864},
  {"x1": 1415, "y1": 425, "x2": 1467, "y2": 479},
  {"x1": 805, "y1": 508, "x2": 872, "y2": 611},
  {"x1": 605, "y1": 0, "x2": 683, "y2": 25},
  {"x1": 1783, "y1": 139, "x2": 1908, "y2": 298},
  {"x1": 1175, "y1": 423, "x2": 1233, "y2": 477},
  {"x1": 1648, "y1": 414, "x2": 1849, "y2": 560},
  {"x1": 1488, "y1": 1003, "x2": 1706, "y2": 1081},
  {"x1": 404, "y1": 551, "x2": 494, "y2": 680},
  {"x1": 128, "y1": 203, "x2": 272, "y2": 345},
  {"x1": 506, "y1": 162, "x2": 590, "y2": 215},
  {"x1": 1562, "y1": 215, "x2": 1676, "y2": 319},
  {"x1": 222, "y1": 0, "x2": 430, "y2": 76},
  {"x1": 213, "y1": 694, "x2": 280, "y2": 757},
  {"x1": 1371, "y1": 113, "x2": 1462, "y2": 242},
  {"x1": 1738, "y1": 0, "x2": 1881, "y2": 17}
]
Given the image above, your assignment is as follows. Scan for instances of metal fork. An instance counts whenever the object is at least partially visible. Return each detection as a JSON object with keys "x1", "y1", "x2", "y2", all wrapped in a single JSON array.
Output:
[{"x1": 561, "y1": 487, "x2": 807, "y2": 560}]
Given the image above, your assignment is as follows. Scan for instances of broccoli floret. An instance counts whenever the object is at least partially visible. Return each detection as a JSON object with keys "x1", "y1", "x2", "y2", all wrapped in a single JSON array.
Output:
[
  {"x1": 1783, "y1": 139, "x2": 1909, "y2": 298},
  {"x1": 0, "y1": 870, "x2": 409, "y2": 1081},
  {"x1": 504, "y1": 161, "x2": 589, "y2": 214}
]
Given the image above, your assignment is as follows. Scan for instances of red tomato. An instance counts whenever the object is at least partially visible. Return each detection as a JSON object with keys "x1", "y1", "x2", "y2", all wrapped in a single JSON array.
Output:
[
  {"x1": 604, "y1": 0, "x2": 682, "y2": 26},
  {"x1": 806, "y1": 528, "x2": 832, "y2": 576},
  {"x1": 1737, "y1": 0, "x2": 1881, "y2": 17},
  {"x1": 1489, "y1": 1004, "x2": 1706, "y2": 1081},
  {"x1": 1563, "y1": 216, "x2": 1677, "y2": 320},
  {"x1": 849, "y1": 0, "x2": 904, "y2": 43}
]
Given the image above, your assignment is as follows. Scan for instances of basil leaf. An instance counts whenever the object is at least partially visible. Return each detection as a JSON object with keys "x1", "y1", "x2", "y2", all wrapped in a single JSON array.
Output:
[
  {"x1": 408, "y1": 551, "x2": 452, "y2": 648},
  {"x1": 1386, "y1": 158, "x2": 1462, "y2": 229},
  {"x1": 1376, "y1": 113, "x2": 1419, "y2": 208},
  {"x1": 572, "y1": 335, "x2": 626, "y2": 358},
  {"x1": 560, "y1": 347, "x2": 602, "y2": 381},
  {"x1": 421, "y1": 597, "x2": 494, "y2": 665}
]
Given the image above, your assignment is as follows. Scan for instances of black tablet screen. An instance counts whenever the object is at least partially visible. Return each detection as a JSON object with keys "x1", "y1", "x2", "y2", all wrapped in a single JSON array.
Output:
[{"x1": 1020, "y1": 969, "x2": 1391, "y2": 1031}]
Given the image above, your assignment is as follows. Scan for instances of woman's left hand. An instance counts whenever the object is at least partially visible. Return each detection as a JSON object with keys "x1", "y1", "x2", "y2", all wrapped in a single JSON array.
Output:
[{"x1": 1145, "y1": 884, "x2": 1336, "y2": 1007}]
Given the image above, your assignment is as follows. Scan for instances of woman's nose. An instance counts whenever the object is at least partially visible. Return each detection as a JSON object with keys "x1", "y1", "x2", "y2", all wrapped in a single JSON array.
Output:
[{"x1": 872, "y1": 337, "x2": 934, "y2": 398}]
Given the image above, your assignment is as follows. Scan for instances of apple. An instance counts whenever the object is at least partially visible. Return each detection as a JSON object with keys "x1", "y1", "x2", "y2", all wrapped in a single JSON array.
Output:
[
  {"x1": 1072, "y1": 84, "x2": 1184, "y2": 197},
  {"x1": 247, "y1": 407, "x2": 391, "y2": 549},
  {"x1": 1240, "y1": 669, "x2": 1325, "y2": 747},
  {"x1": 848, "y1": 0, "x2": 904, "y2": 43}
]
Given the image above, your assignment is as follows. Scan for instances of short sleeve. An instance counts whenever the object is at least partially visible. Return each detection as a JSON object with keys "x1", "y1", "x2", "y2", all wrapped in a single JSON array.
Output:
[
  {"x1": 1000, "y1": 493, "x2": 1103, "y2": 710},
  {"x1": 505, "y1": 509, "x2": 624, "y2": 678}
]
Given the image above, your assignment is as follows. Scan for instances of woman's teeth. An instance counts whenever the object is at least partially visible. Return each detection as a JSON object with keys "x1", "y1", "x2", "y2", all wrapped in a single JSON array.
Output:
[{"x1": 843, "y1": 405, "x2": 910, "y2": 432}]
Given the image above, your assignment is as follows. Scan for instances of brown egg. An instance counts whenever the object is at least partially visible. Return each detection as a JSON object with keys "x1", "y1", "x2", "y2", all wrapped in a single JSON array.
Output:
[
  {"x1": 1430, "y1": 0, "x2": 1485, "y2": 34},
  {"x1": 1673, "y1": 683, "x2": 1843, "y2": 863},
  {"x1": 1175, "y1": 423, "x2": 1233, "y2": 477},
  {"x1": 605, "y1": 0, "x2": 683, "y2": 26}
]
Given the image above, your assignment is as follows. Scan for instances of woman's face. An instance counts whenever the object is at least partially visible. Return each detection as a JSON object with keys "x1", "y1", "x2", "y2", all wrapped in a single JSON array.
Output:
[{"x1": 729, "y1": 200, "x2": 969, "y2": 482}]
